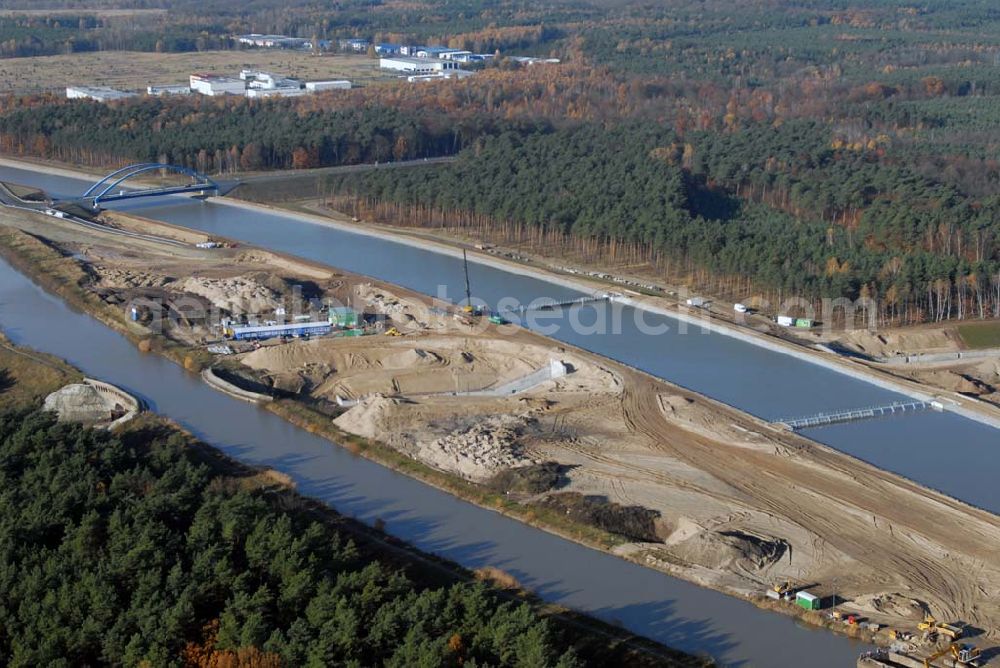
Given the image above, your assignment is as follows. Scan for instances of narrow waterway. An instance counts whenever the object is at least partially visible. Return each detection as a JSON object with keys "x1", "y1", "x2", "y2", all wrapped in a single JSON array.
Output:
[
  {"x1": 111, "y1": 194, "x2": 1000, "y2": 512},
  {"x1": 0, "y1": 255, "x2": 863, "y2": 668}
]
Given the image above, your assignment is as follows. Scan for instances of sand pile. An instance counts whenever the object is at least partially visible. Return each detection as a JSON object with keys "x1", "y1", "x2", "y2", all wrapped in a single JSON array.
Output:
[
  {"x1": 851, "y1": 593, "x2": 928, "y2": 620},
  {"x1": 657, "y1": 394, "x2": 777, "y2": 451},
  {"x1": 417, "y1": 415, "x2": 535, "y2": 481},
  {"x1": 669, "y1": 528, "x2": 788, "y2": 571},
  {"x1": 840, "y1": 327, "x2": 960, "y2": 357},
  {"x1": 908, "y1": 368, "x2": 995, "y2": 396},
  {"x1": 176, "y1": 276, "x2": 280, "y2": 313},
  {"x1": 333, "y1": 394, "x2": 402, "y2": 440},
  {"x1": 354, "y1": 283, "x2": 438, "y2": 329},
  {"x1": 95, "y1": 266, "x2": 172, "y2": 289},
  {"x1": 43, "y1": 383, "x2": 115, "y2": 424}
]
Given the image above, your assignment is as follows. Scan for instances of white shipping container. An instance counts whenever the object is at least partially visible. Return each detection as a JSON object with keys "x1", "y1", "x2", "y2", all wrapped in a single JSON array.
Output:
[
  {"x1": 777, "y1": 315, "x2": 795, "y2": 327},
  {"x1": 686, "y1": 297, "x2": 706, "y2": 307},
  {"x1": 734, "y1": 303, "x2": 748, "y2": 313}
]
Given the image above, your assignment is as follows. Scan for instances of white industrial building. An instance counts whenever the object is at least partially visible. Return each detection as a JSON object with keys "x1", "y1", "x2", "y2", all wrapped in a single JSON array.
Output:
[
  {"x1": 147, "y1": 84, "x2": 191, "y2": 96},
  {"x1": 305, "y1": 80, "x2": 352, "y2": 91},
  {"x1": 66, "y1": 86, "x2": 137, "y2": 102},
  {"x1": 238, "y1": 34, "x2": 312, "y2": 49},
  {"x1": 241, "y1": 69, "x2": 302, "y2": 89},
  {"x1": 406, "y1": 70, "x2": 476, "y2": 83},
  {"x1": 452, "y1": 53, "x2": 494, "y2": 63},
  {"x1": 246, "y1": 87, "x2": 307, "y2": 98},
  {"x1": 415, "y1": 47, "x2": 466, "y2": 59},
  {"x1": 379, "y1": 56, "x2": 465, "y2": 74},
  {"x1": 509, "y1": 56, "x2": 561, "y2": 65},
  {"x1": 189, "y1": 74, "x2": 246, "y2": 96}
]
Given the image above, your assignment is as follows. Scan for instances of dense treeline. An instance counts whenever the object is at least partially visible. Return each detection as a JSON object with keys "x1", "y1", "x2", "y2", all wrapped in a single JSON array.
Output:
[
  {"x1": 3, "y1": 0, "x2": 1000, "y2": 324},
  {"x1": 0, "y1": 96, "x2": 540, "y2": 171},
  {"x1": 332, "y1": 124, "x2": 690, "y2": 240},
  {"x1": 0, "y1": 409, "x2": 645, "y2": 667},
  {"x1": 0, "y1": 0, "x2": 579, "y2": 57},
  {"x1": 327, "y1": 122, "x2": 1000, "y2": 324}
]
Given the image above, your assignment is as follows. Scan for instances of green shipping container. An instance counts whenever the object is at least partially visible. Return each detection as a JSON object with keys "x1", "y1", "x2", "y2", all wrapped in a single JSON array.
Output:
[
  {"x1": 329, "y1": 307, "x2": 358, "y2": 328},
  {"x1": 796, "y1": 592, "x2": 820, "y2": 610},
  {"x1": 795, "y1": 318, "x2": 813, "y2": 328}
]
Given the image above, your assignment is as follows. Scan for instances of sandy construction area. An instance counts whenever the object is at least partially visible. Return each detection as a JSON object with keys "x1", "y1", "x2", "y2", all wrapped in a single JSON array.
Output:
[
  {"x1": 830, "y1": 324, "x2": 1000, "y2": 405},
  {"x1": 3, "y1": 202, "x2": 1000, "y2": 652}
]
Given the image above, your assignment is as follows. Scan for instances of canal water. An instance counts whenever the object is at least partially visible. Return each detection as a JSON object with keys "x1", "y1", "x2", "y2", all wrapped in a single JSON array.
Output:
[
  {"x1": 0, "y1": 255, "x2": 862, "y2": 667},
  {"x1": 116, "y1": 193, "x2": 1000, "y2": 512},
  {"x1": 1, "y1": 164, "x2": 997, "y2": 510},
  {"x1": 1, "y1": 163, "x2": 997, "y2": 664}
]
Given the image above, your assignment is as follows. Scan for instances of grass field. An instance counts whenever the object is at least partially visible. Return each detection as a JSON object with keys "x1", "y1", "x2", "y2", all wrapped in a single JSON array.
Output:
[
  {"x1": 957, "y1": 321, "x2": 1000, "y2": 349},
  {"x1": 0, "y1": 332, "x2": 80, "y2": 411},
  {"x1": 0, "y1": 50, "x2": 390, "y2": 95}
]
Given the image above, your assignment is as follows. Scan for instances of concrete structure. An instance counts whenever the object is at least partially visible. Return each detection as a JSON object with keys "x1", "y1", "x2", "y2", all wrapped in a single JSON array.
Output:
[
  {"x1": 189, "y1": 74, "x2": 246, "y2": 96},
  {"x1": 146, "y1": 84, "x2": 191, "y2": 96},
  {"x1": 399, "y1": 45, "x2": 422, "y2": 56},
  {"x1": 66, "y1": 86, "x2": 137, "y2": 102},
  {"x1": 380, "y1": 56, "x2": 464, "y2": 74},
  {"x1": 202, "y1": 367, "x2": 272, "y2": 404},
  {"x1": 440, "y1": 50, "x2": 472, "y2": 60},
  {"x1": 43, "y1": 377, "x2": 141, "y2": 428},
  {"x1": 375, "y1": 43, "x2": 402, "y2": 55},
  {"x1": 305, "y1": 80, "x2": 352, "y2": 91}
]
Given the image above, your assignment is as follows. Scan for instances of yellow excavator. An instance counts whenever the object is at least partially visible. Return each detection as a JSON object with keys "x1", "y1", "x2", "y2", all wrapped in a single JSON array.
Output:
[
  {"x1": 384, "y1": 327, "x2": 401, "y2": 336},
  {"x1": 769, "y1": 581, "x2": 796, "y2": 600},
  {"x1": 922, "y1": 642, "x2": 981, "y2": 667},
  {"x1": 919, "y1": 616, "x2": 965, "y2": 641}
]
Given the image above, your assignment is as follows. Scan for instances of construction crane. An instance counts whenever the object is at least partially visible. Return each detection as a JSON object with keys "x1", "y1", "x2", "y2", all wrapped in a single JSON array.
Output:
[{"x1": 462, "y1": 249, "x2": 474, "y2": 314}]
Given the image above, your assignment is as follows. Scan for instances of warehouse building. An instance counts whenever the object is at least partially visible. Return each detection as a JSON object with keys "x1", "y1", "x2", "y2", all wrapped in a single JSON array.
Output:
[
  {"x1": 406, "y1": 70, "x2": 476, "y2": 83},
  {"x1": 379, "y1": 56, "x2": 464, "y2": 74},
  {"x1": 147, "y1": 84, "x2": 191, "y2": 96},
  {"x1": 246, "y1": 87, "x2": 307, "y2": 98},
  {"x1": 66, "y1": 86, "x2": 137, "y2": 102},
  {"x1": 230, "y1": 321, "x2": 332, "y2": 341},
  {"x1": 415, "y1": 47, "x2": 466, "y2": 59},
  {"x1": 189, "y1": 74, "x2": 246, "y2": 96},
  {"x1": 306, "y1": 80, "x2": 352, "y2": 91}
]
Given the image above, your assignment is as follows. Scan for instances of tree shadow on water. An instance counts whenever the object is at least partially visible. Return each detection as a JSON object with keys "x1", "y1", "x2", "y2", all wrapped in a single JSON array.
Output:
[{"x1": 593, "y1": 599, "x2": 743, "y2": 667}]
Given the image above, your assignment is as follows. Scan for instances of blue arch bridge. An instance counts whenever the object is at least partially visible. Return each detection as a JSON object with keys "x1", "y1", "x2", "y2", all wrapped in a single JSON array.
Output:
[{"x1": 76, "y1": 163, "x2": 232, "y2": 209}]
